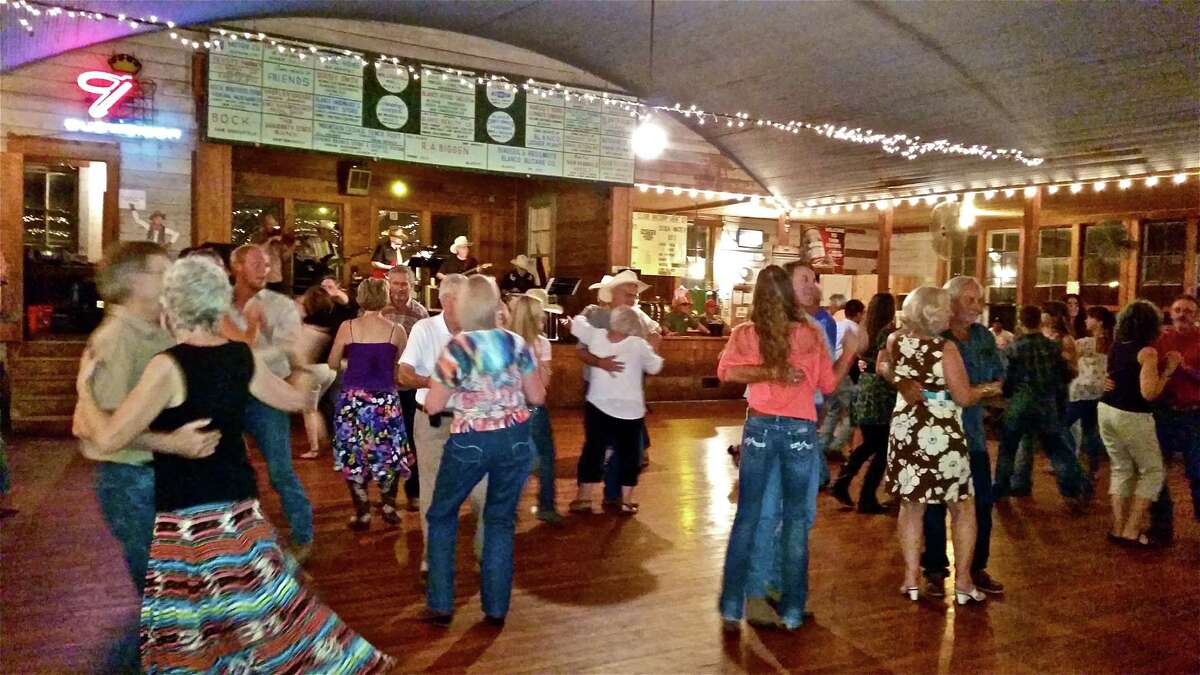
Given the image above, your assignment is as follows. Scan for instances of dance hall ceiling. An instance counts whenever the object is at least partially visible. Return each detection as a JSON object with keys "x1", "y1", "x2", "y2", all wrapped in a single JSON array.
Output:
[{"x1": 3, "y1": 1, "x2": 1197, "y2": 205}]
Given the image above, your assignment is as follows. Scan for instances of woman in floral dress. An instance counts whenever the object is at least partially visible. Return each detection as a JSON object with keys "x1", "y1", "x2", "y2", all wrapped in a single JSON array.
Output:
[{"x1": 879, "y1": 287, "x2": 1000, "y2": 605}]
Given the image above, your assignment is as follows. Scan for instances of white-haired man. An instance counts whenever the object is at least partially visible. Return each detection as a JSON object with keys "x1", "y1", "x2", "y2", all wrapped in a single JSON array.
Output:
[
  {"x1": 890, "y1": 275, "x2": 1007, "y2": 596},
  {"x1": 226, "y1": 244, "x2": 313, "y2": 561},
  {"x1": 399, "y1": 273, "x2": 484, "y2": 575}
]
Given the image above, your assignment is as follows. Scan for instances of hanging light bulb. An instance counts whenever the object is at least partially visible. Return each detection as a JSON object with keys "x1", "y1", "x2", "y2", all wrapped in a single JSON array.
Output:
[
  {"x1": 1118, "y1": 178, "x2": 1132, "y2": 190},
  {"x1": 1173, "y1": 173, "x2": 1188, "y2": 184},
  {"x1": 1070, "y1": 183, "x2": 1083, "y2": 194},
  {"x1": 1144, "y1": 176, "x2": 1159, "y2": 187},
  {"x1": 630, "y1": 118, "x2": 668, "y2": 160},
  {"x1": 1094, "y1": 180, "x2": 1107, "y2": 192},
  {"x1": 1023, "y1": 186, "x2": 1038, "y2": 198}
]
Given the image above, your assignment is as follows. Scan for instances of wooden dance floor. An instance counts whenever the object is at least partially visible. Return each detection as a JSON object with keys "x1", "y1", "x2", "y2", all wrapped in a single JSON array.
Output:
[{"x1": 2, "y1": 400, "x2": 1197, "y2": 673}]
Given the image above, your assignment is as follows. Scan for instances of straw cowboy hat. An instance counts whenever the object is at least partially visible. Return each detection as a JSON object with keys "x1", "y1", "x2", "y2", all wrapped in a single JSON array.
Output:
[
  {"x1": 449, "y1": 235, "x2": 472, "y2": 255},
  {"x1": 510, "y1": 253, "x2": 536, "y2": 272},
  {"x1": 522, "y1": 288, "x2": 563, "y2": 314},
  {"x1": 589, "y1": 274, "x2": 614, "y2": 303},
  {"x1": 386, "y1": 224, "x2": 409, "y2": 239},
  {"x1": 601, "y1": 269, "x2": 651, "y2": 294}
]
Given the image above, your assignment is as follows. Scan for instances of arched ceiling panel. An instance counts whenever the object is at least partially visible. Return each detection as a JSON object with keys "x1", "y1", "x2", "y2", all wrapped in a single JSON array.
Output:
[{"x1": 3, "y1": 0, "x2": 1196, "y2": 203}]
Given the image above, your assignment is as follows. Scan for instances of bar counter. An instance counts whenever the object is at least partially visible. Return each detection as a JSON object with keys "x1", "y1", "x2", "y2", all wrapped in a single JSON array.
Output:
[{"x1": 547, "y1": 334, "x2": 745, "y2": 408}]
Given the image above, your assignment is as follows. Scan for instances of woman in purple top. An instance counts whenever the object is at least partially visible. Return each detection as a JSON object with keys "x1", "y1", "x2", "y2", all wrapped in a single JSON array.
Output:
[{"x1": 328, "y1": 278, "x2": 412, "y2": 530}]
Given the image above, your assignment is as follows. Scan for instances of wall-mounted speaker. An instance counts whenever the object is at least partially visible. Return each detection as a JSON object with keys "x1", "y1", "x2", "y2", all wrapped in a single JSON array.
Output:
[{"x1": 337, "y1": 161, "x2": 372, "y2": 196}]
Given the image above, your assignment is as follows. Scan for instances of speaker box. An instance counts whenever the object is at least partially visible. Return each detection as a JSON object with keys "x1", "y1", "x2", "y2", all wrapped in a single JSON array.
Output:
[{"x1": 337, "y1": 162, "x2": 371, "y2": 196}]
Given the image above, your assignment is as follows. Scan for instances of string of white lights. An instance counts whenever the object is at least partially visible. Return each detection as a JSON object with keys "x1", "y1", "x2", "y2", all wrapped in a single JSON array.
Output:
[
  {"x1": 638, "y1": 171, "x2": 1197, "y2": 217},
  {"x1": 3, "y1": 0, "x2": 1046, "y2": 167}
]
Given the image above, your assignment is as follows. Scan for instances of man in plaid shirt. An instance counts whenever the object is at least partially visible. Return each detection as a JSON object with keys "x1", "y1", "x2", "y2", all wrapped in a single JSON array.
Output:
[{"x1": 993, "y1": 305, "x2": 1092, "y2": 509}]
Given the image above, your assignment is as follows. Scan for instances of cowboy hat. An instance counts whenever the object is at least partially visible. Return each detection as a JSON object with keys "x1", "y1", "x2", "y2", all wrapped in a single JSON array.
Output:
[
  {"x1": 449, "y1": 235, "x2": 472, "y2": 255},
  {"x1": 601, "y1": 269, "x2": 651, "y2": 294},
  {"x1": 522, "y1": 288, "x2": 563, "y2": 314},
  {"x1": 589, "y1": 274, "x2": 614, "y2": 303},
  {"x1": 386, "y1": 224, "x2": 409, "y2": 238},
  {"x1": 510, "y1": 253, "x2": 536, "y2": 271}
]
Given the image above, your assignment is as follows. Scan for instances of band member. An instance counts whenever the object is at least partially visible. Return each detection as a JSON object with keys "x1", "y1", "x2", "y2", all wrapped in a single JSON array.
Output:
[
  {"x1": 372, "y1": 225, "x2": 410, "y2": 273},
  {"x1": 500, "y1": 254, "x2": 539, "y2": 294},
  {"x1": 437, "y1": 236, "x2": 479, "y2": 279}
]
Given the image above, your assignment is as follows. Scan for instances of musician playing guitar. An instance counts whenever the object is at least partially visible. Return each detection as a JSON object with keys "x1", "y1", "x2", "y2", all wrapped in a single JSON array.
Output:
[
  {"x1": 436, "y1": 235, "x2": 487, "y2": 280},
  {"x1": 371, "y1": 225, "x2": 411, "y2": 275}
]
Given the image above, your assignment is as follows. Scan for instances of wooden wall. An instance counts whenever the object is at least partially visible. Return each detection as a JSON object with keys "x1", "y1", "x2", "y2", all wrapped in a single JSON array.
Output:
[{"x1": 0, "y1": 32, "x2": 199, "y2": 255}]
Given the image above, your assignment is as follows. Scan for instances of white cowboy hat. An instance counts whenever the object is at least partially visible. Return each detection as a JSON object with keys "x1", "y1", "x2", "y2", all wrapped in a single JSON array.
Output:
[
  {"x1": 449, "y1": 235, "x2": 472, "y2": 255},
  {"x1": 522, "y1": 288, "x2": 563, "y2": 314},
  {"x1": 601, "y1": 269, "x2": 651, "y2": 294},
  {"x1": 510, "y1": 254, "x2": 536, "y2": 271},
  {"x1": 588, "y1": 274, "x2": 613, "y2": 291},
  {"x1": 589, "y1": 274, "x2": 614, "y2": 303}
]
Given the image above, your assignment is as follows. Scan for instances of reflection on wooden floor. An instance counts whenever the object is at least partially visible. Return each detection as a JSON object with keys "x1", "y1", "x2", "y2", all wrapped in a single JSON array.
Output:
[{"x1": 2, "y1": 400, "x2": 1197, "y2": 673}]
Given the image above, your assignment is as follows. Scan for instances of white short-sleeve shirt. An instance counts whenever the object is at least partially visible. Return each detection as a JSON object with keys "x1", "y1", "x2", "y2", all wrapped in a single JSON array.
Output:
[
  {"x1": 398, "y1": 313, "x2": 453, "y2": 405},
  {"x1": 583, "y1": 331, "x2": 664, "y2": 419}
]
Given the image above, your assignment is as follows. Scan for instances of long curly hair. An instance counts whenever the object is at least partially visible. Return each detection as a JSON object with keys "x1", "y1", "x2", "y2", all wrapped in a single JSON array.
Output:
[
  {"x1": 750, "y1": 265, "x2": 799, "y2": 375},
  {"x1": 863, "y1": 292, "x2": 897, "y2": 356}
]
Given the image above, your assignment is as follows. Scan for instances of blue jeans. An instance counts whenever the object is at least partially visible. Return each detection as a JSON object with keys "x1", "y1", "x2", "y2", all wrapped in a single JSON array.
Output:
[
  {"x1": 817, "y1": 378, "x2": 855, "y2": 455},
  {"x1": 719, "y1": 416, "x2": 819, "y2": 628},
  {"x1": 995, "y1": 396, "x2": 1090, "y2": 500},
  {"x1": 1151, "y1": 409, "x2": 1200, "y2": 533},
  {"x1": 244, "y1": 397, "x2": 313, "y2": 545},
  {"x1": 94, "y1": 461, "x2": 156, "y2": 594},
  {"x1": 527, "y1": 406, "x2": 557, "y2": 512},
  {"x1": 426, "y1": 421, "x2": 534, "y2": 618},
  {"x1": 922, "y1": 450, "x2": 994, "y2": 576},
  {"x1": 1065, "y1": 399, "x2": 1105, "y2": 476}
]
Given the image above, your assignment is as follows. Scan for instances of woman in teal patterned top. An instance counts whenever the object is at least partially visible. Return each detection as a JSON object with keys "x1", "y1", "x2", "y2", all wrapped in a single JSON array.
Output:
[{"x1": 422, "y1": 275, "x2": 546, "y2": 625}]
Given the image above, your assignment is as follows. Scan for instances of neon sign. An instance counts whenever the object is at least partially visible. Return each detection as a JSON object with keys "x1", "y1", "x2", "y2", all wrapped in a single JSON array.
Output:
[
  {"x1": 63, "y1": 118, "x2": 182, "y2": 140},
  {"x1": 76, "y1": 71, "x2": 134, "y2": 119}
]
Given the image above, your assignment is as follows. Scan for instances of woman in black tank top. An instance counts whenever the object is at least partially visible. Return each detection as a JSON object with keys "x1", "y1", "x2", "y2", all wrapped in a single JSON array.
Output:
[
  {"x1": 73, "y1": 257, "x2": 393, "y2": 672},
  {"x1": 1097, "y1": 300, "x2": 1181, "y2": 548}
]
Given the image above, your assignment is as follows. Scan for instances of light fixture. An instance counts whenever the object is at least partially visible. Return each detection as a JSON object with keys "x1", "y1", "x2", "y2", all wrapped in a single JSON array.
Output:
[
  {"x1": 983, "y1": 190, "x2": 996, "y2": 200},
  {"x1": 1047, "y1": 185, "x2": 1059, "y2": 194},
  {"x1": 630, "y1": 119, "x2": 668, "y2": 160},
  {"x1": 1118, "y1": 178, "x2": 1132, "y2": 190},
  {"x1": 1173, "y1": 173, "x2": 1188, "y2": 184},
  {"x1": 1145, "y1": 176, "x2": 1159, "y2": 187},
  {"x1": 1070, "y1": 183, "x2": 1083, "y2": 194},
  {"x1": 317, "y1": 206, "x2": 329, "y2": 215},
  {"x1": 1004, "y1": 188, "x2": 1016, "y2": 197},
  {"x1": 389, "y1": 180, "x2": 408, "y2": 198},
  {"x1": 1107, "y1": 280, "x2": 1120, "y2": 288},
  {"x1": 1023, "y1": 186, "x2": 1038, "y2": 198},
  {"x1": 1094, "y1": 180, "x2": 1107, "y2": 192},
  {"x1": 957, "y1": 193, "x2": 976, "y2": 230}
]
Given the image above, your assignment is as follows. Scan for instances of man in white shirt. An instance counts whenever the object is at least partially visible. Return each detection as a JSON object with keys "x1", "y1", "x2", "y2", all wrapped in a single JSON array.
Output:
[
  {"x1": 398, "y1": 274, "x2": 485, "y2": 573},
  {"x1": 226, "y1": 244, "x2": 313, "y2": 561}
]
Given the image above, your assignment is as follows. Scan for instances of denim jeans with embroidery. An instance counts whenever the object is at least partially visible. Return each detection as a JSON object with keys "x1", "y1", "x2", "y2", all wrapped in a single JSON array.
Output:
[
  {"x1": 719, "y1": 416, "x2": 819, "y2": 628},
  {"x1": 426, "y1": 421, "x2": 533, "y2": 618}
]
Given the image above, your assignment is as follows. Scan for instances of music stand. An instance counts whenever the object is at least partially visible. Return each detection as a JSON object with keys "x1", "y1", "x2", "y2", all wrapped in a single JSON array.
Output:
[{"x1": 545, "y1": 277, "x2": 581, "y2": 298}]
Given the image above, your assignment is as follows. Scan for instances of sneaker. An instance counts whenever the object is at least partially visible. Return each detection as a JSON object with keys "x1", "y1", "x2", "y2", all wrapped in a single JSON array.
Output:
[{"x1": 973, "y1": 570, "x2": 1005, "y2": 595}]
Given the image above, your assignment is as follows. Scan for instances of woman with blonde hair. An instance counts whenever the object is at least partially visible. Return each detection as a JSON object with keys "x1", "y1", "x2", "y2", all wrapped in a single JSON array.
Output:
[
  {"x1": 73, "y1": 256, "x2": 391, "y2": 671},
  {"x1": 423, "y1": 275, "x2": 545, "y2": 625},
  {"x1": 509, "y1": 291, "x2": 563, "y2": 523},
  {"x1": 327, "y1": 277, "x2": 410, "y2": 529},
  {"x1": 879, "y1": 286, "x2": 1000, "y2": 604},
  {"x1": 717, "y1": 265, "x2": 853, "y2": 631}
]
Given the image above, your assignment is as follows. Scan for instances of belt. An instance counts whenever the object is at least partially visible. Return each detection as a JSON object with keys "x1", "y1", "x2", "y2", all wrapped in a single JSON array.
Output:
[
  {"x1": 419, "y1": 405, "x2": 452, "y2": 418},
  {"x1": 922, "y1": 390, "x2": 951, "y2": 402},
  {"x1": 746, "y1": 407, "x2": 808, "y2": 421}
]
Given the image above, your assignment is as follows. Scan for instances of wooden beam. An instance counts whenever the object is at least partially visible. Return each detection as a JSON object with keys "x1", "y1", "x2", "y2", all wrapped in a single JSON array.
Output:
[
  {"x1": 637, "y1": 197, "x2": 745, "y2": 214},
  {"x1": 1017, "y1": 187, "x2": 1042, "y2": 305},
  {"x1": 876, "y1": 205, "x2": 893, "y2": 292},
  {"x1": 609, "y1": 186, "x2": 633, "y2": 269},
  {"x1": 1068, "y1": 223, "x2": 1083, "y2": 285},
  {"x1": 1119, "y1": 218, "x2": 1141, "y2": 306},
  {"x1": 191, "y1": 142, "x2": 232, "y2": 244},
  {"x1": 1185, "y1": 217, "x2": 1198, "y2": 296},
  {"x1": 974, "y1": 224, "x2": 988, "y2": 283},
  {"x1": 0, "y1": 151, "x2": 24, "y2": 342}
]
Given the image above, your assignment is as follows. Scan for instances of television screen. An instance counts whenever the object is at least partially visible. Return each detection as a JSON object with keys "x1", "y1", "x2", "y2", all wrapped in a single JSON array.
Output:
[{"x1": 736, "y1": 228, "x2": 764, "y2": 249}]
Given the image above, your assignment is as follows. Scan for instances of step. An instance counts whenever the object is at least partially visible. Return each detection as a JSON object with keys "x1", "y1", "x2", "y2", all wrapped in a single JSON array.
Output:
[
  {"x1": 12, "y1": 395, "x2": 77, "y2": 418},
  {"x1": 18, "y1": 339, "x2": 87, "y2": 358},
  {"x1": 8, "y1": 357, "x2": 79, "y2": 380},
  {"x1": 11, "y1": 414, "x2": 72, "y2": 436}
]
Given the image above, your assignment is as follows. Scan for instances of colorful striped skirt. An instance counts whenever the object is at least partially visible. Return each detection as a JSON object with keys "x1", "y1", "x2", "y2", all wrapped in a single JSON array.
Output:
[{"x1": 140, "y1": 499, "x2": 393, "y2": 674}]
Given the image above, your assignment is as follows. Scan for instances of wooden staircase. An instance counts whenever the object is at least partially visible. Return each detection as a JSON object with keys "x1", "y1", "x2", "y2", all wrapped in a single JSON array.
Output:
[{"x1": 8, "y1": 337, "x2": 85, "y2": 435}]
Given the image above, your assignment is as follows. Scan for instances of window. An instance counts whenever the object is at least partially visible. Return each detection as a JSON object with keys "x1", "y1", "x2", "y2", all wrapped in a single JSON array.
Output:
[
  {"x1": 685, "y1": 221, "x2": 710, "y2": 283},
  {"x1": 948, "y1": 232, "x2": 978, "y2": 280},
  {"x1": 23, "y1": 164, "x2": 79, "y2": 252},
  {"x1": 1082, "y1": 221, "x2": 1125, "y2": 306},
  {"x1": 231, "y1": 196, "x2": 283, "y2": 246},
  {"x1": 1034, "y1": 227, "x2": 1071, "y2": 303},
  {"x1": 527, "y1": 197, "x2": 554, "y2": 264},
  {"x1": 1139, "y1": 220, "x2": 1186, "y2": 308},
  {"x1": 985, "y1": 230, "x2": 1020, "y2": 306},
  {"x1": 432, "y1": 213, "x2": 471, "y2": 255},
  {"x1": 292, "y1": 202, "x2": 343, "y2": 292}
]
